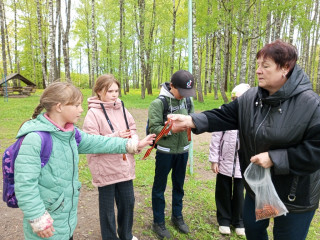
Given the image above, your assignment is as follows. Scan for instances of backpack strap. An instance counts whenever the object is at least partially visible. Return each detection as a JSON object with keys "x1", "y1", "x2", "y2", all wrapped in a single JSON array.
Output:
[
  {"x1": 158, "y1": 95, "x2": 169, "y2": 122},
  {"x1": 121, "y1": 100, "x2": 130, "y2": 130},
  {"x1": 35, "y1": 132, "x2": 53, "y2": 168},
  {"x1": 186, "y1": 97, "x2": 191, "y2": 114},
  {"x1": 75, "y1": 128, "x2": 82, "y2": 146}
]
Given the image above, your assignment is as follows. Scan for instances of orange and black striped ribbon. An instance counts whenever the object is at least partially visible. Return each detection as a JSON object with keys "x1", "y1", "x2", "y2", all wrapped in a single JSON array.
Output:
[{"x1": 142, "y1": 119, "x2": 173, "y2": 160}]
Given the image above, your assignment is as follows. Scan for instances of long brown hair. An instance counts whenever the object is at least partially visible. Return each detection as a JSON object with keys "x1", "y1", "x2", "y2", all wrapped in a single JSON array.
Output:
[{"x1": 93, "y1": 74, "x2": 120, "y2": 99}]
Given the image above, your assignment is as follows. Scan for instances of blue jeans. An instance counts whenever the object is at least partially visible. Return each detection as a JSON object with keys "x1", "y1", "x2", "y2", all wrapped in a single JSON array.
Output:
[
  {"x1": 152, "y1": 151, "x2": 188, "y2": 223},
  {"x1": 243, "y1": 193, "x2": 315, "y2": 240}
]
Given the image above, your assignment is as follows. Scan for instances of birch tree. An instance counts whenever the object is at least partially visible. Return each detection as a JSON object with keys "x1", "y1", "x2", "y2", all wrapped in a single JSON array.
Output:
[
  {"x1": 90, "y1": 0, "x2": 96, "y2": 90},
  {"x1": 61, "y1": 0, "x2": 72, "y2": 81},
  {"x1": 192, "y1": 0, "x2": 203, "y2": 102},
  {"x1": 48, "y1": 0, "x2": 56, "y2": 83},
  {"x1": 119, "y1": 0, "x2": 124, "y2": 96},
  {"x1": 36, "y1": 0, "x2": 48, "y2": 87},
  {"x1": 170, "y1": 0, "x2": 181, "y2": 75},
  {"x1": 0, "y1": 0, "x2": 7, "y2": 77}
]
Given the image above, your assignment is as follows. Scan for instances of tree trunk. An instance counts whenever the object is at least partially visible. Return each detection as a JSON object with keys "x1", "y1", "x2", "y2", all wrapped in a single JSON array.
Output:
[
  {"x1": 204, "y1": 32, "x2": 210, "y2": 96},
  {"x1": 145, "y1": 0, "x2": 156, "y2": 95},
  {"x1": 239, "y1": 0, "x2": 250, "y2": 84},
  {"x1": 135, "y1": 0, "x2": 146, "y2": 99},
  {"x1": 170, "y1": 0, "x2": 181, "y2": 76},
  {"x1": 288, "y1": 7, "x2": 296, "y2": 44},
  {"x1": 204, "y1": 0, "x2": 212, "y2": 96},
  {"x1": 36, "y1": 0, "x2": 47, "y2": 88},
  {"x1": 57, "y1": 0, "x2": 61, "y2": 80},
  {"x1": 0, "y1": 0, "x2": 7, "y2": 77},
  {"x1": 192, "y1": 0, "x2": 203, "y2": 102},
  {"x1": 317, "y1": 47, "x2": 320, "y2": 94},
  {"x1": 2, "y1": 3, "x2": 12, "y2": 74},
  {"x1": 311, "y1": 0, "x2": 320, "y2": 86},
  {"x1": 265, "y1": 12, "x2": 271, "y2": 44},
  {"x1": 25, "y1": 0, "x2": 37, "y2": 85},
  {"x1": 91, "y1": 0, "x2": 96, "y2": 94},
  {"x1": 247, "y1": 4, "x2": 258, "y2": 87},
  {"x1": 233, "y1": 30, "x2": 241, "y2": 87},
  {"x1": 48, "y1": 0, "x2": 56, "y2": 83},
  {"x1": 210, "y1": 34, "x2": 216, "y2": 97},
  {"x1": 119, "y1": 0, "x2": 124, "y2": 96},
  {"x1": 14, "y1": 0, "x2": 18, "y2": 73},
  {"x1": 61, "y1": 0, "x2": 71, "y2": 81}
]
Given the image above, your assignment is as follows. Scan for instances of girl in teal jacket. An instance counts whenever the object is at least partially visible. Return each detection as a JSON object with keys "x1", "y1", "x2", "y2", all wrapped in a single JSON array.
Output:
[{"x1": 14, "y1": 82, "x2": 155, "y2": 240}]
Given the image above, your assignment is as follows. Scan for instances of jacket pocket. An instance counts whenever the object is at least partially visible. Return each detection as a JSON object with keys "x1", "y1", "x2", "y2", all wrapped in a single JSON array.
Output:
[{"x1": 45, "y1": 192, "x2": 65, "y2": 213}]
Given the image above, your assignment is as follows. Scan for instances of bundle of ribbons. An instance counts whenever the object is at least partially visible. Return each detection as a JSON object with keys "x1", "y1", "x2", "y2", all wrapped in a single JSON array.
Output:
[{"x1": 142, "y1": 118, "x2": 191, "y2": 160}]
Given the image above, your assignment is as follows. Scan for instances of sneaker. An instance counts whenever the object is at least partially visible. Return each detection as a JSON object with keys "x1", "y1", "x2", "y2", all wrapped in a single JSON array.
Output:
[
  {"x1": 132, "y1": 236, "x2": 139, "y2": 240},
  {"x1": 219, "y1": 226, "x2": 231, "y2": 235},
  {"x1": 152, "y1": 222, "x2": 171, "y2": 239},
  {"x1": 235, "y1": 228, "x2": 246, "y2": 236},
  {"x1": 171, "y1": 215, "x2": 190, "y2": 234}
]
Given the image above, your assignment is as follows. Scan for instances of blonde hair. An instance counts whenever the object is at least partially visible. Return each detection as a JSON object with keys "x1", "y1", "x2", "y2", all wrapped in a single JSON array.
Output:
[
  {"x1": 94, "y1": 74, "x2": 120, "y2": 99},
  {"x1": 32, "y1": 82, "x2": 83, "y2": 119}
]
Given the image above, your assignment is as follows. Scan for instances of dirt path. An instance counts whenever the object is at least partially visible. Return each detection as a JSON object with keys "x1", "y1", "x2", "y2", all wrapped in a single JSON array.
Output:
[{"x1": 0, "y1": 109, "x2": 213, "y2": 240}]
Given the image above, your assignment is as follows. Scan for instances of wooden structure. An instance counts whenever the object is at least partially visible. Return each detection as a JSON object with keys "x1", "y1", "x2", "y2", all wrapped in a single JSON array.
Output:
[{"x1": 0, "y1": 73, "x2": 37, "y2": 97}]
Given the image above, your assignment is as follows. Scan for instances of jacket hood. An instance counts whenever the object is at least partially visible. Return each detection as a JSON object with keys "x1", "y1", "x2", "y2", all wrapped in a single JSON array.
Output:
[
  {"x1": 259, "y1": 64, "x2": 312, "y2": 106},
  {"x1": 159, "y1": 82, "x2": 175, "y2": 99},
  {"x1": 87, "y1": 96, "x2": 122, "y2": 110},
  {"x1": 17, "y1": 113, "x2": 64, "y2": 138}
]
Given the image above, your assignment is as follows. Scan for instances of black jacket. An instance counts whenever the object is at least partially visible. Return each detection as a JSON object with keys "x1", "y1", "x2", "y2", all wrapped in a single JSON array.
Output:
[{"x1": 192, "y1": 65, "x2": 320, "y2": 213}]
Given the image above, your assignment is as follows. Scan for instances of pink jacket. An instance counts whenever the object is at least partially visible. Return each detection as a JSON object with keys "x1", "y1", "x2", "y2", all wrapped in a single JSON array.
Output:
[
  {"x1": 82, "y1": 97, "x2": 138, "y2": 187},
  {"x1": 208, "y1": 130, "x2": 242, "y2": 178}
]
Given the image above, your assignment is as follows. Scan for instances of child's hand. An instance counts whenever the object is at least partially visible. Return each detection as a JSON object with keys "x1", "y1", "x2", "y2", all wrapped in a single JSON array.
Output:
[
  {"x1": 211, "y1": 162, "x2": 219, "y2": 174},
  {"x1": 29, "y1": 211, "x2": 54, "y2": 238},
  {"x1": 118, "y1": 130, "x2": 131, "y2": 138},
  {"x1": 137, "y1": 134, "x2": 156, "y2": 151},
  {"x1": 37, "y1": 225, "x2": 55, "y2": 238}
]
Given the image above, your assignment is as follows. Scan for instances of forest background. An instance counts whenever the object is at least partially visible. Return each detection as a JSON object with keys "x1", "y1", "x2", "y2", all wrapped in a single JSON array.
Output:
[{"x1": 1, "y1": 0, "x2": 320, "y2": 102}]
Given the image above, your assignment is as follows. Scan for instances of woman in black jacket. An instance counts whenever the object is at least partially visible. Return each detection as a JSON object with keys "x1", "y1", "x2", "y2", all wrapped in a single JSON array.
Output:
[{"x1": 168, "y1": 40, "x2": 320, "y2": 240}]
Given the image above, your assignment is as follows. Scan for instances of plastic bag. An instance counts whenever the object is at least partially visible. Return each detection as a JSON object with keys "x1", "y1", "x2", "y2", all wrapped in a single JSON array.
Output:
[{"x1": 244, "y1": 163, "x2": 288, "y2": 221}]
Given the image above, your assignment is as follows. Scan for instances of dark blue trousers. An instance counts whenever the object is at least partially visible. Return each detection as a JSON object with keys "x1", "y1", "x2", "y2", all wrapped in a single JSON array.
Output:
[
  {"x1": 98, "y1": 180, "x2": 135, "y2": 240},
  {"x1": 243, "y1": 193, "x2": 315, "y2": 240},
  {"x1": 152, "y1": 151, "x2": 189, "y2": 223}
]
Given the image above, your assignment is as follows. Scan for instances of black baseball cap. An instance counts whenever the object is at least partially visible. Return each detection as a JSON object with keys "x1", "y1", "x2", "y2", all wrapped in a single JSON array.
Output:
[{"x1": 171, "y1": 70, "x2": 196, "y2": 97}]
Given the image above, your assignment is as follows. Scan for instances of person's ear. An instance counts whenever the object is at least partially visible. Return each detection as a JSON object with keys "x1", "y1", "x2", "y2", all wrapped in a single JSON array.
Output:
[
  {"x1": 55, "y1": 103, "x2": 63, "y2": 113},
  {"x1": 282, "y1": 66, "x2": 289, "y2": 76}
]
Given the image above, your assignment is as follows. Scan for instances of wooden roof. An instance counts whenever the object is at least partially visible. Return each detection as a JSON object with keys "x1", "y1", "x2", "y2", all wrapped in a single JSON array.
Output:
[{"x1": 0, "y1": 73, "x2": 36, "y2": 86}]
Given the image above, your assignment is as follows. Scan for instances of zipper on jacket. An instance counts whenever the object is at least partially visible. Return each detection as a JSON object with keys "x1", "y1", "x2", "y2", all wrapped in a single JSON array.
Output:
[
  {"x1": 232, "y1": 132, "x2": 239, "y2": 178},
  {"x1": 254, "y1": 105, "x2": 271, "y2": 154},
  {"x1": 68, "y1": 133, "x2": 76, "y2": 237}
]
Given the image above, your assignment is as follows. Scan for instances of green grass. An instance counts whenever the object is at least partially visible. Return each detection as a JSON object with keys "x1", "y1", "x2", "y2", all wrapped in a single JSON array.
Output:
[{"x1": 1, "y1": 89, "x2": 320, "y2": 240}]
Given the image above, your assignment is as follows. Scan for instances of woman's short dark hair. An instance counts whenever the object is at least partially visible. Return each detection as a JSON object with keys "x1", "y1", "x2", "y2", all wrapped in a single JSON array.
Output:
[{"x1": 256, "y1": 39, "x2": 298, "y2": 73}]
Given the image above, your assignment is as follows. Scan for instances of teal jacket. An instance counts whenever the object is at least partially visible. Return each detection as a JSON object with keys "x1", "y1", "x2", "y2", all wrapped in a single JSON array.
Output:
[
  {"x1": 148, "y1": 82, "x2": 194, "y2": 154},
  {"x1": 14, "y1": 113, "x2": 128, "y2": 240}
]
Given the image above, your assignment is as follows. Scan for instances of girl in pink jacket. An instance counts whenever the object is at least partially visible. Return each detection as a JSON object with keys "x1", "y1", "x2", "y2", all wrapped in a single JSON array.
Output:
[
  {"x1": 83, "y1": 74, "x2": 139, "y2": 240},
  {"x1": 209, "y1": 83, "x2": 250, "y2": 237}
]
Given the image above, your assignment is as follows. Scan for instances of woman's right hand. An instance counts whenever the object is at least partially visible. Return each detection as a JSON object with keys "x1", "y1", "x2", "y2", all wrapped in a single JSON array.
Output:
[
  {"x1": 167, "y1": 114, "x2": 195, "y2": 133},
  {"x1": 211, "y1": 162, "x2": 219, "y2": 174}
]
